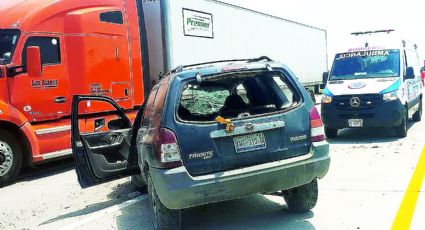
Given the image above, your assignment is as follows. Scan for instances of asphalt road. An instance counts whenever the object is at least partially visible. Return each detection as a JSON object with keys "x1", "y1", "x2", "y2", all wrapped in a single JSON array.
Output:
[{"x1": 1, "y1": 101, "x2": 425, "y2": 230}]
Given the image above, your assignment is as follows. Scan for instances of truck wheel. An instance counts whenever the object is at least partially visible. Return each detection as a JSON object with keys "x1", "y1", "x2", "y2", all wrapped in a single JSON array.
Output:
[
  {"x1": 131, "y1": 174, "x2": 147, "y2": 193},
  {"x1": 148, "y1": 174, "x2": 181, "y2": 230},
  {"x1": 283, "y1": 179, "x2": 318, "y2": 212},
  {"x1": 0, "y1": 131, "x2": 23, "y2": 186},
  {"x1": 413, "y1": 99, "x2": 422, "y2": 122},
  {"x1": 324, "y1": 127, "x2": 338, "y2": 138},
  {"x1": 395, "y1": 108, "x2": 408, "y2": 138}
]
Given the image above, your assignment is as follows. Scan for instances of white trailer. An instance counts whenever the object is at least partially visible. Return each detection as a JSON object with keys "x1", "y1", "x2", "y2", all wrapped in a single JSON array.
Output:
[{"x1": 142, "y1": 0, "x2": 328, "y2": 90}]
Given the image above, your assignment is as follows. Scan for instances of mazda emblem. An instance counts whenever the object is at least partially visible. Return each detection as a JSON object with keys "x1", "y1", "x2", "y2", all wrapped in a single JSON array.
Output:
[
  {"x1": 245, "y1": 123, "x2": 254, "y2": 132},
  {"x1": 350, "y1": 97, "x2": 361, "y2": 107}
]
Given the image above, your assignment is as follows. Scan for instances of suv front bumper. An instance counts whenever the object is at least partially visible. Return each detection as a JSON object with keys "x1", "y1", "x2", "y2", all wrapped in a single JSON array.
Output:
[{"x1": 149, "y1": 141, "x2": 330, "y2": 210}]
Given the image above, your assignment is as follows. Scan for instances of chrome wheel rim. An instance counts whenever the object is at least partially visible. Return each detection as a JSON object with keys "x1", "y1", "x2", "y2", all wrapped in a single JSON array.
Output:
[{"x1": 0, "y1": 140, "x2": 13, "y2": 177}]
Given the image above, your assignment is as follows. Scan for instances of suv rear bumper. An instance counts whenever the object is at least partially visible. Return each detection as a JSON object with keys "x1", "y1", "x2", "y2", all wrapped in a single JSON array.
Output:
[
  {"x1": 321, "y1": 99, "x2": 405, "y2": 129},
  {"x1": 149, "y1": 141, "x2": 330, "y2": 210}
]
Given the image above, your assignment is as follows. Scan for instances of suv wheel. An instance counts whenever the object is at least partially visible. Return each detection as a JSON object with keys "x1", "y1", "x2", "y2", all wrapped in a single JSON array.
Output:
[
  {"x1": 395, "y1": 108, "x2": 408, "y2": 138},
  {"x1": 131, "y1": 175, "x2": 147, "y2": 193},
  {"x1": 283, "y1": 179, "x2": 318, "y2": 212},
  {"x1": 148, "y1": 174, "x2": 181, "y2": 230},
  {"x1": 412, "y1": 99, "x2": 422, "y2": 122},
  {"x1": 0, "y1": 131, "x2": 23, "y2": 186},
  {"x1": 324, "y1": 127, "x2": 338, "y2": 138}
]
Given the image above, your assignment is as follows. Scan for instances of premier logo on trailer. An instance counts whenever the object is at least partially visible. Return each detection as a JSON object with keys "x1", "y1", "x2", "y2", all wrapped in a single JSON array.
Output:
[
  {"x1": 183, "y1": 8, "x2": 214, "y2": 38},
  {"x1": 187, "y1": 18, "x2": 210, "y2": 29}
]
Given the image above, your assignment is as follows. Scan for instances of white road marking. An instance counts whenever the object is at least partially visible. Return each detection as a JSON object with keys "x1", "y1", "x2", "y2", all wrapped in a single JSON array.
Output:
[{"x1": 59, "y1": 195, "x2": 148, "y2": 230}]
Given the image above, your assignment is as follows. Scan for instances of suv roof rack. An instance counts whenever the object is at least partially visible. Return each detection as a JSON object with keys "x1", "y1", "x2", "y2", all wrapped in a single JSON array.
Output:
[
  {"x1": 351, "y1": 29, "x2": 395, "y2": 36},
  {"x1": 168, "y1": 56, "x2": 273, "y2": 75}
]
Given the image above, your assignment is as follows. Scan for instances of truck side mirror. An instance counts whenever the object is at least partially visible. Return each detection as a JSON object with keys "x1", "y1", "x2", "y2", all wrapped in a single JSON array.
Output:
[
  {"x1": 405, "y1": 67, "x2": 415, "y2": 80},
  {"x1": 27, "y1": 46, "x2": 42, "y2": 78},
  {"x1": 322, "y1": 72, "x2": 329, "y2": 84}
]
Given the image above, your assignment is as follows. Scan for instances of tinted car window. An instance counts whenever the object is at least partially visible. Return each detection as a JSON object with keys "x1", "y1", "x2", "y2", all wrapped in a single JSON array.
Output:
[{"x1": 22, "y1": 37, "x2": 60, "y2": 66}]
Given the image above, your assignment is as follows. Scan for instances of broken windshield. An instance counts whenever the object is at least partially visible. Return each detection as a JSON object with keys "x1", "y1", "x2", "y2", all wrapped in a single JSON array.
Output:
[
  {"x1": 0, "y1": 29, "x2": 20, "y2": 65},
  {"x1": 329, "y1": 49, "x2": 400, "y2": 80}
]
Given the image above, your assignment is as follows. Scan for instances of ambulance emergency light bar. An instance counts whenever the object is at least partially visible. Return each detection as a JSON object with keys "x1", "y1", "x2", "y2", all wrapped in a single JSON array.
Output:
[{"x1": 351, "y1": 29, "x2": 395, "y2": 36}]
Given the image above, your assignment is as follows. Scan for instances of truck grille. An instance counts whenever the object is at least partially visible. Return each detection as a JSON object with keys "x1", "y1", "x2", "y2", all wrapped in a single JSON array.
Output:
[{"x1": 333, "y1": 94, "x2": 382, "y2": 110}]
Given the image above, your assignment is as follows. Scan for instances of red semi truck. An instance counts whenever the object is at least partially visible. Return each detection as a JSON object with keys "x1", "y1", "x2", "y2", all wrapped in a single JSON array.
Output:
[
  {"x1": 0, "y1": 0, "x2": 328, "y2": 185},
  {"x1": 0, "y1": 0, "x2": 151, "y2": 184}
]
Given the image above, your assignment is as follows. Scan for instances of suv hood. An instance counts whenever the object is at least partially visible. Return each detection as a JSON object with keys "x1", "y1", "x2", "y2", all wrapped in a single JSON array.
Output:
[{"x1": 326, "y1": 78, "x2": 400, "y2": 96}]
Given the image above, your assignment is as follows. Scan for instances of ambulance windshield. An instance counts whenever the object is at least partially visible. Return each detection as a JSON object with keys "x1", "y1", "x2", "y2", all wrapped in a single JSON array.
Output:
[
  {"x1": 0, "y1": 29, "x2": 20, "y2": 65},
  {"x1": 330, "y1": 49, "x2": 400, "y2": 80}
]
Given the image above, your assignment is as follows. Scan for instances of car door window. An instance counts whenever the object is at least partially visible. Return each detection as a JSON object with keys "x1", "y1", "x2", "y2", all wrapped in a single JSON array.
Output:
[{"x1": 22, "y1": 36, "x2": 60, "y2": 66}]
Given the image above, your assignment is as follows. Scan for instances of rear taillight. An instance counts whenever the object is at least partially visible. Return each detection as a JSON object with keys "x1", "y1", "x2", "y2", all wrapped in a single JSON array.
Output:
[
  {"x1": 156, "y1": 128, "x2": 182, "y2": 168},
  {"x1": 310, "y1": 107, "x2": 325, "y2": 142}
]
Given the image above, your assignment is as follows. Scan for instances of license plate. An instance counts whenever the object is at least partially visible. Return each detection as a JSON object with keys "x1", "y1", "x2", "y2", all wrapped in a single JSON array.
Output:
[
  {"x1": 233, "y1": 133, "x2": 266, "y2": 153},
  {"x1": 348, "y1": 119, "x2": 363, "y2": 127}
]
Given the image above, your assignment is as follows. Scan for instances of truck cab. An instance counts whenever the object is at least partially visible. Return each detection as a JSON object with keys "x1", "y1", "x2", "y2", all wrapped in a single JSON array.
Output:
[
  {"x1": 321, "y1": 30, "x2": 423, "y2": 138},
  {"x1": 0, "y1": 0, "x2": 148, "y2": 185}
]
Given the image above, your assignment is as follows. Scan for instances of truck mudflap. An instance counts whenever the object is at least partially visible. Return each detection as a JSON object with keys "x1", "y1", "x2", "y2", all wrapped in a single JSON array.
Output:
[{"x1": 149, "y1": 141, "x2": 330, "y2": 210}]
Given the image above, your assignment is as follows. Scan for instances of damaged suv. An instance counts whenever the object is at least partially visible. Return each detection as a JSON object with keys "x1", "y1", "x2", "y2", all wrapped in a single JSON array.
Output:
[{"x1": 71, "y1": 58, "x2": 330, "y2": 229}]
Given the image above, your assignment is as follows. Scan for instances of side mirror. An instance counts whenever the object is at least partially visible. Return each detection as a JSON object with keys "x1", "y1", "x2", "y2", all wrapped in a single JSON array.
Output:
[
  {"x1": 405, "y1": 67, "x2": 415, "y2": 80},
  {"x1": 322, "y1": 72, "x2": 329, "y2": 84},
  {"x1": 27, "y1": 46, "x2": 42, "y2": 78}
]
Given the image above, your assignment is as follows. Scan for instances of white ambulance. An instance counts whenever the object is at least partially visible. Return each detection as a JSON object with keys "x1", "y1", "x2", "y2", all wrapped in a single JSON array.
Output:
[{"x1": 321, "y1": 30, "x2": 423, "y2": 138}]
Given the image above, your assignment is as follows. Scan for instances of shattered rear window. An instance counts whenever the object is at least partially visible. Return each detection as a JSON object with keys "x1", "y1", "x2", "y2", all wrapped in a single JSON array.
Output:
[
  {"x1": 181, "y1": 86, "x2": 229, "y2": 115},
  {"x1": 178, "y1": 71, "x2": 300, "y2": 122}
]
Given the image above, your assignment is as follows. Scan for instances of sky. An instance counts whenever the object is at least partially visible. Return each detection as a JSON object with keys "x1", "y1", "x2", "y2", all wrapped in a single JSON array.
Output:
[{"x1": 222, "y1": 0, "x2": 425, "y2": 66}]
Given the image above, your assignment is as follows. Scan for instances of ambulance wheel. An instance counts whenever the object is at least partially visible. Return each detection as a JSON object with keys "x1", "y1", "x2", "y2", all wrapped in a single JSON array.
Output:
[
  {"x1": 412, "y1": 99, "x2": 422, "y2": 122},
  {"x1": 395, "y1": 108, "x2": 408, "y2": 138},
  {"x1": 324, "y1": 127, "x2": 338, "y2": 138},
  {"x1": 0, "y1": 130, "x2": 22, "y2": 186}
]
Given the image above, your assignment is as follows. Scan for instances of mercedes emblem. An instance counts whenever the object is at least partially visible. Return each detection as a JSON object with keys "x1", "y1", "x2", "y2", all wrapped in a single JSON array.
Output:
[{"x1": 350, "y1": 97, "x2": 361, "y2": 108}]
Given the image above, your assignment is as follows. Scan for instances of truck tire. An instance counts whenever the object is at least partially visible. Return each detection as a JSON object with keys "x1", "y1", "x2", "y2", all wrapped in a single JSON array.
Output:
[
  {"x1": 324, "y1": 127, "x2": 338, "y2": 138},
  {"x1": 0, "y1": 130, "x2": 23, "y2": 186},
  {"x1": 412, "y1": 99, "x2": 422, "y2": 122},
  {"x1": 148, "y1": 174, "x2": 181, "y2": 230},
  {"x1": 131, "y1": 174, "x2": 147, "y2": 193},
  {"x1": 283, "y1": 179, "x2": 318, "y2": 212},
  {"x1": 395, "y1": 108, "x2": 408, "y2": 138}
]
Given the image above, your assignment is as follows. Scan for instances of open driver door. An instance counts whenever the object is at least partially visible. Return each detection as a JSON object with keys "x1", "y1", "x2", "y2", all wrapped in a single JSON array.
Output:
[{"x1": 71, "y1": 95, "x2": 142, "y2": 188}]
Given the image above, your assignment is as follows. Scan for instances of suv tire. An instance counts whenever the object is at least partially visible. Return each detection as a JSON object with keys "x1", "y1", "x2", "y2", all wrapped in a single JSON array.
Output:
[
  {"x1": 413, "y1": 99, "x2": 422, "y2": 122},
  {"x1": 395, "y1": 107, "x2": 408, "y2": 138},
  {"x1": 131, "y1": 175, "x2": 147, "y2": 193},
  {"x1": 283, "y1": 179, "x2": 318, "y2": 212},
  {"x1": 324, "y1": 127, "x2": 338, "y2": 138},
  {"x1": 148, "y1": 174, "x2": 181, "y2": 230},
  {"x1": 0, "y1": 130, "x2": 23, "y2": 186}
]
